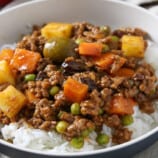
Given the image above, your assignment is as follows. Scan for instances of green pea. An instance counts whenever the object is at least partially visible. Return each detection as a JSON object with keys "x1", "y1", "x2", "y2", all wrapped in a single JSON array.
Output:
[
  {"x1": 75, "y1": 38, "x2": 85, "y2": 45},
  {"x1": 102, "y1": 44, "x2": 110, "y2": 53},
  {"x1": 122, "y1": 115, "x2": 134, "y2": 126},
  {"x1": 96, "y1": 133, "x2": 109, "y2": 145},
  {"x1": 70, "y1": 137, "x2": 84, "y2": 149},
  {"x1": 81, "y1": 129, "x2": 90, "y2": 137},
  {"x1": 58, "y1": 111, "x2": 64, "y2": 119},
  {"x1": 56, "y1": 121, "x2": 69, "y2": 134},
  {"x1": 88, "y1": 125, "x2": 96, "y2": 132},
  {"x1": 99, "y1": 108, "x2": 104, "y2": 115},
  {"x1": 111, "y1": 35, "x2": 119, "y2": 42},
  {"x1": 24, "y1": 74, "x2": 36, "y2": 82},
  {"x1": 50, "y1": 86, "x2": 60, "y2": 96},
  {"x1": 71, "y1": 103, "x2": 80, "y2": 115}
]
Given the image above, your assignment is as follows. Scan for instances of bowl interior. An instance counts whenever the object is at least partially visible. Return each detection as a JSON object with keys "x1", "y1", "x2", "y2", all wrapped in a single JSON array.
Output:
[
  {"x1": 0, "y1": 0, "x2": 158, "y2": 156},
  {"x1": 0, "y1": 0, "x2": 158, "y2": 45}
]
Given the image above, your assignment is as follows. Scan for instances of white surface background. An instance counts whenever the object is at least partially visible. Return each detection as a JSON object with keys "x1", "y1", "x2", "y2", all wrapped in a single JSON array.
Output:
[{"x1": 0, "y1": 0, "x2": 158, "y2": 158}]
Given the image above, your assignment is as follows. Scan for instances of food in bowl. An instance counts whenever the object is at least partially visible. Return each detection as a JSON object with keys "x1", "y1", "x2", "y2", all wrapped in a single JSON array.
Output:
[{"x1": 0, "y1": 21, "x2": 158, "y2": 152}]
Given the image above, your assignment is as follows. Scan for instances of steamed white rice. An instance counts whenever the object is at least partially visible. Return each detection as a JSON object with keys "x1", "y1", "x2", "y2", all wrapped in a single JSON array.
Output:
[
  {"x1": 0, "y1": 41, "x2": 158, "y2": 153},
  {"x1": 1, "y1": 105, "x2": 158, "y2": 153}
]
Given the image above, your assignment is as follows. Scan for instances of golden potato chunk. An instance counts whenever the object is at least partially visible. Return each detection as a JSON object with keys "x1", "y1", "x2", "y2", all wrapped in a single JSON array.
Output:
[
  {"x1": 0, "y1": 85, "x2": 26, "y2": 119},
  {"x1": 0, "y1": 60, "x2": 15, "y2": 85},
  {"x1": 121, "y1": 35, "x2": 145, "y2": 58},
  {"x1": 41, "y1": 22, "x2": 72, "y2": 40}
]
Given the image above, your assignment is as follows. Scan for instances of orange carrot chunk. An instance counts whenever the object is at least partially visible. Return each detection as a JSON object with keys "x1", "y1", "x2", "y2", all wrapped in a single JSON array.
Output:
[
  {"x1": 10, "y1": 48, "x2": 41, "y2": 73},
  {"x1": 109, "y1": 95, "x2": 136, "y2": 115},
  {"x1": 114, "y1": 68, "x2": 135, "y2": 77},
  {"x1": 0, "y1": 49, "x2": 14, "y2": 63},
  {"x1": 93, "y1": 53, "x2": 115, "y2": 69},
  {"x1": 25, "y1": 90, "x2": 38, "y2": 103},
  {"x1": 79, "y1": 42, "x2": 103, "y2": 56},
  {"x1": 94, "y1": 53, "x2": 126, "y2": 72},
  {"x1": 64, "y1": 78, "x2": 88, "y2": 103}
]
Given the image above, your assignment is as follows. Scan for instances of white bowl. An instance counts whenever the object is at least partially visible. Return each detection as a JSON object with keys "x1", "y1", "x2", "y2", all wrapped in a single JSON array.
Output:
[{"x1": 0, "y1": 0, "x2": 158, "y2": 158}]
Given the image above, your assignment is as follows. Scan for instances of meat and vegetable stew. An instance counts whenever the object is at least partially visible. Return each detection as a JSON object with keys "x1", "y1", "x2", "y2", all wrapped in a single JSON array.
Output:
[{"x1": 0, "y1": 22, "x2": 158, "y2": 149}]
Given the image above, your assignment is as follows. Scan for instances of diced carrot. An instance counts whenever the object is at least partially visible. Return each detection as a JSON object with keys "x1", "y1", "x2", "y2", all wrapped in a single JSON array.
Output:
[
  {"x1": 25, "y1": 90, "x2": 38, "y2": 103},
  {"x1": 64, "y1": 78, "x2": 88, "y2": 103},
  {"x1": 93, "y1": 53, "x2": 126, "y2": 72},
  {"x1": 93, "y1": 52, "x2": 115, "y2": 69},
  {"x1": 114, "y1": 68, "x2": 135, "y2": 77},
  {"x1": 116, "y1": 57, "x2": 127, "y2": 69},
  {"x1": 79, "y1": 42, "x2": 103, "y2": 56},
  {"x1": 10, "y1": 48, "x2": 41, "y2": 73},
  {"x1": 0, "y1": 49, "x2": 14, "y2": 63},
  {"x1": 109, "y1": 95, "x2": 136, "y2": 115}
]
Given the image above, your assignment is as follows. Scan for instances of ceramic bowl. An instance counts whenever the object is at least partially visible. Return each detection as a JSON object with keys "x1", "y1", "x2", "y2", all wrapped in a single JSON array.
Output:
[{"x1": 0, "y1": 0, "x2": 158, "y2": 157}]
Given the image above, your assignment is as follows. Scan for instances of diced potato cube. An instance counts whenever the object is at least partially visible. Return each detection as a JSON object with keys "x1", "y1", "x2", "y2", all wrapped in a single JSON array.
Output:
[
  {"x1": 121, "y1": 35, "x2": 145, "y2": 57},
  {"x1": 0, "y1": 60, "x2": 15, "y2": 85},
  {"x1": 0, "y1": 85, "x2": 26, "y2": 118},
  {"x1": 41, "y1": 22, "x2": 73, "y2": 40}
]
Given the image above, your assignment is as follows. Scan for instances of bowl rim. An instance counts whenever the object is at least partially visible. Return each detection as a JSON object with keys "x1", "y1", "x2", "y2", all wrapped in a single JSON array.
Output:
[{"x1": 0, "y1": 0, "x2": 158, "y2": 156}]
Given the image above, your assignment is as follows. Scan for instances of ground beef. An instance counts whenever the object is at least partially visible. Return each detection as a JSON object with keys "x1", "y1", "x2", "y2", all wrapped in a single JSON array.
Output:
[
  {"x1": 36, "y1": 58, "x2": 52, "y2": 72},
  {"x1": 29, "y1": 117, "x2": 56, "y2": 131},
  {"x1": 28, "y1": 98, "x2": 57, "y2": 130},
  {"x1": 0, "y1": 110, "x2": 10, "y2": 124},
  {"x1": 99, "y1": 75, "x2": 112, "y2": 89},
  {"x1": 80, "y1": 90, "x2": 103, "y2": 116},
  {"x1": 72, "y1": 71, "x2": 97, "y2": 83},
  {"x1": 66, "y1": 117, "x2": 95, "y2": 139},
  {"x1": 134, "y1": 63, "x2": 156, "y2": 95},
  {"x1": 80, "y1": 56, "x2": 95, "y2": 68},
  {"x1": 24, "y1": 79, "x2": 51, "y2": 99},
  {"x1": 110, "y1": 56, "x2": 126, "y2": 74},
  {"x1": 44, "y1": 64, "x2": 64, "y2": 86},
  {"x1": 124, "y1": 57, "x2": 140, "y2": 69},
  {"x1": 92, "y1": 115, "x2": 104, "y2": 131},
  {"x1": 123, "y1": 86, "x2": 139, "y2": 98},
  {"x1": 59, "y1": 111, "x2": 74, "y2": 123},
  {"x1": 39, "y1": 121, "x2": 56, "y2": 131},
  {"x1": 80, "y1": 100, "x2": 100, "y2": 116},
  {"x1": 113, "y1": 27, "x2": 147, "y2": 38},
  {"x1": 18, "y1": 104, "x2": 35, "y2": 120},
  {"x1": 16, "y1": 26, "x2": 46, "y2": 54},
  {"x1": 139, "y1": 101, "x2": 154, "y2": 114},
  {"x1": 51, "y1": 91, "x2": 67, "y2": 112},
  {"x1": 112, "y1": 128, "x2": 132, "y2": 144},
  {"x1": 28, "y1": 117, "x2": 43, "y2": 129},
  {"x1": 100, "y1": 88, "x2": 113, "y2": 100},
  {"x1": 36, "y1": 71, "x2": 47, "y2": 81},
  {"x1": 98, "y1": 35, "x2": 121, "y2": 50},
  {"x1": 149, "y1": 85, "x2": 158, "y2": 100},
  {"x1": 104, "y1": 115, "x2": 121, "y2": 128},
  {"x1": 32, "y1": 99, "x2": 55, "y2": 121},
  {"x1": 110, "y1": 77, "x2": 125, "y2": 89},
  {"x1": 72, "y1": 22, "x2": 108, "y2": 42}
]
